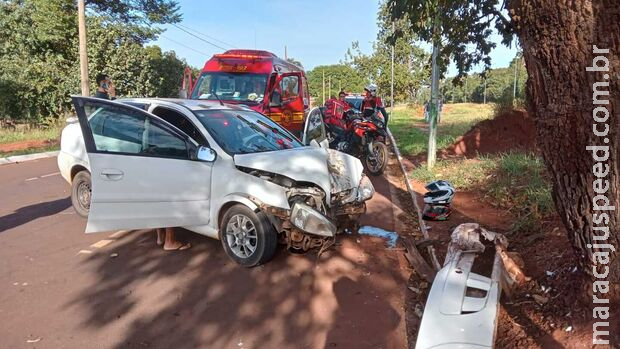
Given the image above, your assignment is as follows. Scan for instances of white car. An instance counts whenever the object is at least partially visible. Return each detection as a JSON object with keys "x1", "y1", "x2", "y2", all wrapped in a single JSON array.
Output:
[{"x1": 58, "y1": 97, "x2": 374, "y2": 266}]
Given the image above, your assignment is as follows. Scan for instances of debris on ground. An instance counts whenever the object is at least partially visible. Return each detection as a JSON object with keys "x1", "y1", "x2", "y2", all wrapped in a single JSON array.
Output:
[
  {"x1": 357, "y1": 226, "x2": 399, "y2": 248},
  {"x1": 415, "y1": 223, "x2": 528, "y2": 349}
]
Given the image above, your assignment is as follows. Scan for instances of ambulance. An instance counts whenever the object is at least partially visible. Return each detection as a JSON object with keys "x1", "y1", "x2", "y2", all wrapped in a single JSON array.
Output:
[{"x1": 190, "y1": 49, "x2": 310, "y2": 135}]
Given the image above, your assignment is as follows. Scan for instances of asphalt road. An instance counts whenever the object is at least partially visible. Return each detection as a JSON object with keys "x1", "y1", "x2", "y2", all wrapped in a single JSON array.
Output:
[{"x1": 0, "y1": 157, "x2": 409, "y2": 349}]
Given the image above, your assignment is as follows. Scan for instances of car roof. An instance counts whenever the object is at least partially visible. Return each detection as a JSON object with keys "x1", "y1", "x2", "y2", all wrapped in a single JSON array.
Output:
[{"x1": 118, "y1": 98, "x2": 252, "y2": 112}]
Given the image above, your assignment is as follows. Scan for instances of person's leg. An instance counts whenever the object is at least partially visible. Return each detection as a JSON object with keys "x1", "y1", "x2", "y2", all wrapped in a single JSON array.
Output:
[
  {"x1": 163, "y1": 227, "x2": 191, "y2": 250},
  {"x1": 156, "y1": 228, "x2": 164, "y2": 246}
]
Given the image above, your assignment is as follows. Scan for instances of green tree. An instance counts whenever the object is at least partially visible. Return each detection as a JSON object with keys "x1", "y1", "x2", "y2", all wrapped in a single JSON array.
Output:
[
  {"x1": 345, "y1": 4, "x2": 430, "y2": 104},
  {"x1": 285, "y1": 57, "x2": 303, "y2": 69},
  {"x1": 0, "y1": 0, "x2": 188, "y2": 121},
  {"x1": 387, "y1": 0, "x2": 620, "y2": 287},
  {"x1": 306, "y1": 64, "x2": 366, "y2": 102}
]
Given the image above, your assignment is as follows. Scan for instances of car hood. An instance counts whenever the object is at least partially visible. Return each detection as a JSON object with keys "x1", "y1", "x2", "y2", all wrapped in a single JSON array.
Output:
[{"x1": 233, "y1": 147, "x2": 364, "y2": 204}]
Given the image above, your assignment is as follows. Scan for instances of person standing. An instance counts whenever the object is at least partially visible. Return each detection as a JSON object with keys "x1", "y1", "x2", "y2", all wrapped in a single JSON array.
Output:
[
  {"x1": 94, "y1": 73, "x2": 116, "y2": 100},
  {"x1": 156, "y1": 228, "x2": 191, "y2": 251}
]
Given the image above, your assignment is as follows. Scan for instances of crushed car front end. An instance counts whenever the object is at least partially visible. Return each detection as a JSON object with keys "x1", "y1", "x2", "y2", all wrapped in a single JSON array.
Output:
[{"x1": 233, "y1": 147, "x2": 374, "y2": 252}]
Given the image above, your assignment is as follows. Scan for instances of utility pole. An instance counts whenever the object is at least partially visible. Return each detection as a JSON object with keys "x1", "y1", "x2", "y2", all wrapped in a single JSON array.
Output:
[
  {"x1": 390, "y1": 22, "x2": 395, "y2": 114},
  {"x1": 284, "y1": 45, "x2": 288, "y2": 60},
  {"x1": 464, "y1": 77, "x2": 468, "y2": 103},
  {"x1": 483, "y1": 77, "x2": 487, "y2": 104},
  {"x1": 328, "y1": 76, "x2": 331, "y2": 98},
  {"x1": 513, "y1": 55, "x2": 519, "y2": 105},
  {"x1": 427, "y1": 6, "x2": 441, "y2": 169},
  {"x1": 77, "y1": 0, "x2": 89, "y2": 96},
  {"x1": 322, "y1": 69, "x2": 325, "y2": 104}
]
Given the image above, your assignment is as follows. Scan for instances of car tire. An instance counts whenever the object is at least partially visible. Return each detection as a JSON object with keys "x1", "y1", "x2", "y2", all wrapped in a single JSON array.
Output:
[
  {"x1": 71, "y1": 170, "x2": 91, "y2": 218},
  {"x1": 219, "y1": 205, "x2": 277, "y2": 267}
]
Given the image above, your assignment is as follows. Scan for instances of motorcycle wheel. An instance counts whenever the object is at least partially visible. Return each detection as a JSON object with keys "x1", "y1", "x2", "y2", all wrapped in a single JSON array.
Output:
[{"x1": 365, "y1": 141, "x2": 388, "y2": 175}]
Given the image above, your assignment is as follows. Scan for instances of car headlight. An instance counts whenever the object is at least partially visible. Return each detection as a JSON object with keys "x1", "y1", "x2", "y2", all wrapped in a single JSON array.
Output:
[
  {"x1": 357, "y1": 175, "x2": 375, "y2": 201},
  {"x1": 290, "y1": 202, "x2": 336, "y2": 237}
]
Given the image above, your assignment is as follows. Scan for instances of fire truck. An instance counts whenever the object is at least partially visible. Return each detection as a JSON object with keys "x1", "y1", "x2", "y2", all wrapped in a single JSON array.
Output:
[{"x1": 182, "y1": 49, "x2": 310, "y2": 135}]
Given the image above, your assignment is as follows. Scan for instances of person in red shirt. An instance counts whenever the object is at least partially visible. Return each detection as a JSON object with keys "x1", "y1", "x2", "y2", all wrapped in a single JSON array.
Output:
[
  {"x1": 362, "y1": 84, "x2": 389, "y2": 126},
  {"x1": 324, "y1": 91, "x2": 351, "y2": 144}
]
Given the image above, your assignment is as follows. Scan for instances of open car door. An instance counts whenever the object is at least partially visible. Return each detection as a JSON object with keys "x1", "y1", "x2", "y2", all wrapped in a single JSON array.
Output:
[
  {"x1": 71, "y1": 96, "x2": 214, "y2": 233},
  {"x1": 301, "y1": 107, "x2": 327, "y2": 146}
]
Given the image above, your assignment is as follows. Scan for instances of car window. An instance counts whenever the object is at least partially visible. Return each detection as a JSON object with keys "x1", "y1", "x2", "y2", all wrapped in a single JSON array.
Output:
[
  {"x1": 144, "y1": 119, "x2": 188, "y2": 158},
  {"x1": 302, "y1": 76, "x2": 309, "y2": 108},
  {"x1": 192, "y1": 72, "x2": 268, "y2": 104},
  {"x1": 194, "y1": 109, "x2": 303, "y2": 155},
  {"x1": 304, "y1": 109, "x2": 325, "y2": 143},
  {"x1": 280, "y1": 75, "x2": 299, "y2": 102},
  {"x1": 151, "y1": 106, "x2": 208, "y2": 146},
  {"x1": 84, "y1": 102, "x2": 188, "y2": 159}
]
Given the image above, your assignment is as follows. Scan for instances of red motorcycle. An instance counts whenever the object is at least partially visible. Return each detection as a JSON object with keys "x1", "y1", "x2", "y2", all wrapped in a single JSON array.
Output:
[{"x1": 324, "y1": 108, "x2": 389, "y2": 175}]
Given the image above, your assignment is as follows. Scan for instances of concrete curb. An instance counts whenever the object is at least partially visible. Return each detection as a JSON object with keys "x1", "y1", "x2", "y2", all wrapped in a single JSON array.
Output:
[
  {"x1": 386, "y1": 127, "x2": 441, "y2": 270},
  {"x1": 0, "y1": 151, "x2": 59, "y2": 166}
]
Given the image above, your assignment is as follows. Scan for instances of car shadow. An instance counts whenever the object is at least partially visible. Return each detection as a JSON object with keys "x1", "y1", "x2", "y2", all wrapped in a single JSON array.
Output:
[{"x1": 0, "y1": 197, "x2": 71, "y2": 233}]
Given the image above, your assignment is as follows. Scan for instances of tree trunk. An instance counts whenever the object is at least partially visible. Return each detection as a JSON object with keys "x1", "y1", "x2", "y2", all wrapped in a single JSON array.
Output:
[{"x1": 511, "y1": 0, "x2": 619, "y2": 282}]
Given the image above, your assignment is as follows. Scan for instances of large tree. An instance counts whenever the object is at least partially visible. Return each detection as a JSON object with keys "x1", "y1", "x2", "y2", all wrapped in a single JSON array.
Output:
[
  {"x1": 387, "y1": 0, "x2": 619, "y2": 286},
  {"x1": 0, "y1": 0, "x2": 187, "y2": 121}
]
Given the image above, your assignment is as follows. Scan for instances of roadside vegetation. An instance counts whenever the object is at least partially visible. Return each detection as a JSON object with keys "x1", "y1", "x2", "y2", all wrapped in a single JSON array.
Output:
[
  {"x1": 391, "y1": 102, "x2": 554, "y2": 233},
  {"x1": 0, "y1": 126, "x2": 62, "y2": 145},
  {"x1": 390, "y1": 103, "x2": 494, "y2": 156}
]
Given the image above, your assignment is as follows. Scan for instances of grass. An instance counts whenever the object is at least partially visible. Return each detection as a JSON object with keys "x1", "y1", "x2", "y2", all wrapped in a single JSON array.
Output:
[
  {"x1": 0, "y1": 125, "x2": 63, "y2": 145},
  {"x1": 389, "y1": 103, "x2": 494, "y2": 157},
  {"x1": 411, "y1": 151, "x2": 554, "y2": 233},
  {"x1": 390, "y1": 103, "x2": 553, "y2": 234}
]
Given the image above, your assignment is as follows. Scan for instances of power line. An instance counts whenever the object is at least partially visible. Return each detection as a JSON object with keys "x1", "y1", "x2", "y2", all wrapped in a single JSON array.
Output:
[
  {"x1": 171, "y1": 24, "x2": 228, "y2": 50},
  {"x1": 159, "y1": 35, "x2": 212, "y2": 56},
  {"x1": 174, "y1": 23, "x2": 236, "y2": 48}
]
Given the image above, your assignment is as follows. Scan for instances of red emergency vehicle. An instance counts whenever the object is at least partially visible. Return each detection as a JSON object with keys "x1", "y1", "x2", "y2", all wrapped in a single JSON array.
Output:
[{"x1": 190, "y1": 49, "x2": 310, "y2": 135}]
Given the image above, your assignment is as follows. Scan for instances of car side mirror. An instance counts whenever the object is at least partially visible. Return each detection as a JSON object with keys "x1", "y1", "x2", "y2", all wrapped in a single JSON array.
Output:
[{"x1": 196, "y1": 146, "x2": 216, "y2": 162}]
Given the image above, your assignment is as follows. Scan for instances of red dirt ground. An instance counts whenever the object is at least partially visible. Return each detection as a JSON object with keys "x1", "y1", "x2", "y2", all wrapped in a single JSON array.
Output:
[
  {"x1": 442, "y1": 109, "x2": 537, "y2": 158},
  {"x1": 400, "y1": 110, "x2": 619, "y2": 348},
  {"x1": 0, "y1": 139, "x2": 59, "y2": 154}
]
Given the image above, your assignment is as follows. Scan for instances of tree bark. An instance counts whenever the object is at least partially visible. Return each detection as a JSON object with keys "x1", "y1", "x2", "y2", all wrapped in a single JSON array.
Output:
[{"x1": 510, "y1": 0, "x2": 619, "y2": 282}]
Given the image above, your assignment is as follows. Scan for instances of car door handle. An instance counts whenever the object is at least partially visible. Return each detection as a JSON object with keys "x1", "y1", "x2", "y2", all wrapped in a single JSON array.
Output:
[{"x1": 100, "y1": 169, "x2": 124, "y2": 181}]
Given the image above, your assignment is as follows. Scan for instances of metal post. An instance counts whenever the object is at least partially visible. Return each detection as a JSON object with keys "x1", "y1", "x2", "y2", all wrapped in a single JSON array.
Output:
[
  {"x1": 427, "y1": 9, "x2": 441, "y2": 170},
  {"x1": 328, "y1": 76, "x2": 331, "y2": 99},
  {"x1": 513, "y1": 57, "x2": 518, "y2": 104},
  {"x1": 391, "y1": 22, "x2": 395, "y2": 113},
  {"x1": 78, "y1": 0, "x2": 89, "y2": 96},
  {"x1": 322, "y1": 69, "x2": 325, "y2": 104}
]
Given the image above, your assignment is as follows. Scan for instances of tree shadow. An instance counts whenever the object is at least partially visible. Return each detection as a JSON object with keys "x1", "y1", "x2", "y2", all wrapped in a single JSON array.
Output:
[
  {"x1": 0, "y1": 197, "x2": 71, "y2": 233},
  {"x1": 65, "y1": 226, "x2": 406, "y2": 348}
]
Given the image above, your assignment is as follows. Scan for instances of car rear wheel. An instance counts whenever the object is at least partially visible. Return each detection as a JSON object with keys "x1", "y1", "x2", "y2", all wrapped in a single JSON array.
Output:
[
  {"x1": 71, "y1": 170, "x2": 91, "y2": 218},
  {"x1": 219, "y1": 205, "x2": 277, "y2": 267}
]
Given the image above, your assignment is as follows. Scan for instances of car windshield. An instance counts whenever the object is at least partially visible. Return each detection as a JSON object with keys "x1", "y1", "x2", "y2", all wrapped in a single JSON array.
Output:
[
  {"x1": 192, "y1": 72, "x2": 268, "y2": 104},
  {"x1": 345, "y1": 96, "x2": 364, "y2": 111},
  {"x1": 194, "y1": 109, "x2": 303, "y2": 155}
]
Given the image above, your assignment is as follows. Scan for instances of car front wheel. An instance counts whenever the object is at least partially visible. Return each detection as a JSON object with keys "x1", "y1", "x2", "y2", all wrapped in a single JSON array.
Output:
[
  {"x1": 71, "y1": 170, "x2": 91, "y2": 218},
  {"x1": 219, "y1": 205, "x2": 277, "y2": 267}
]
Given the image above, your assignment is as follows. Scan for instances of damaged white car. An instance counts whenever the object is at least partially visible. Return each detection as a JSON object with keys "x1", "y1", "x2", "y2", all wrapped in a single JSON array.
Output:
[{"x1": 58, "y1": 97, "x2": 374, "y2": 266}]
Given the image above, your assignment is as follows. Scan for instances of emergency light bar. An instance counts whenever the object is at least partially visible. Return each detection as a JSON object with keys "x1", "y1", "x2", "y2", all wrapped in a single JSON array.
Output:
[
  {"x1": 214, "y1": 54, "x2": 269, "y2": 60},
  {"x1": 214, "y1": 50, "x2": 276, "y2": 60}
]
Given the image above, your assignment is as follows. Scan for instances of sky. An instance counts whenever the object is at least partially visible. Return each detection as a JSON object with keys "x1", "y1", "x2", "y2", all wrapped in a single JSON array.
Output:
[{"x1": 152, "y1": 0, "x2": 518, "y2": 77}]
